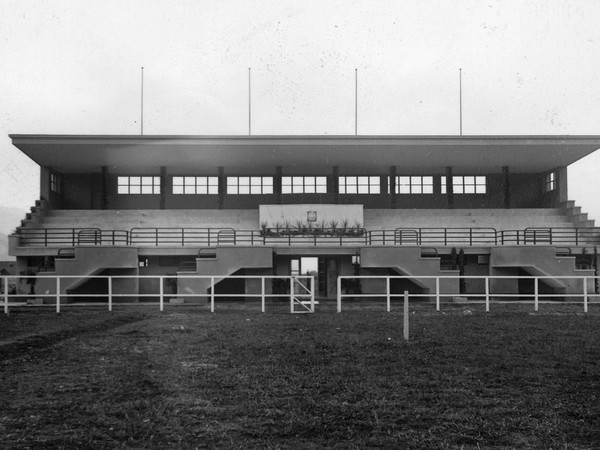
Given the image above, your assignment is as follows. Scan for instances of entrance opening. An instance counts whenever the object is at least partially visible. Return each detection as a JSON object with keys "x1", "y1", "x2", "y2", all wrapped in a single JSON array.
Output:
[{"x1": 291, "y1": 257, "x2": 323, "y2": 297}]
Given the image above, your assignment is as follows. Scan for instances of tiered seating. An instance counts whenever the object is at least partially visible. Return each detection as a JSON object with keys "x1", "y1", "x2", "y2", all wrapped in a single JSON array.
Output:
[
  {"x1": 363, "y1": 209, "x2": 573, "y2": 231},
  {"x1": 40, "y1": 209, "x2": 260, "y2": 230}
]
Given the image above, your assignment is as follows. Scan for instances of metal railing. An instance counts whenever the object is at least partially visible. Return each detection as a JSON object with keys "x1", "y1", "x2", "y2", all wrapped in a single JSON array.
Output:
[
  {"x1": 15, "y1": 226, "x2": 600, "y2": 248},
  {"x1": 1, "y1": 275, "x2": 315, "y2": 315},
  {"x1": 337, "y1": 275, "x2": 600, "y2": 313}
]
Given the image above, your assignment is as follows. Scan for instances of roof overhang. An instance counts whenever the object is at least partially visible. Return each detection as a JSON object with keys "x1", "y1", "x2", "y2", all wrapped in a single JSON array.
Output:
[{"x1": 9, "y1": 134, "x2": 600, "y2": 174}]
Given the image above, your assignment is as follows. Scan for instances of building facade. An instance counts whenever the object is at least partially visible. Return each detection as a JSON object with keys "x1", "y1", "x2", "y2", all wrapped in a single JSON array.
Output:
[{"x1": 8, "y1": 134, "x2": 600, "y2": 301}]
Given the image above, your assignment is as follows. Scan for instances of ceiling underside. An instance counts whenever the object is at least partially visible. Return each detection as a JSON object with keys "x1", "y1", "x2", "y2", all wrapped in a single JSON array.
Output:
[{"x1": 10, "y1": 135, "x2": 600, "y2": 174}]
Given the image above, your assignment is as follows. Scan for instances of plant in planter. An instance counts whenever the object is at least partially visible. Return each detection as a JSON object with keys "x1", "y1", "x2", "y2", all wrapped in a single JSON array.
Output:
[
  {"x1": 284, "y1": 220, "x2": 291, "y2": 235},
  {"x1": 260, "y1": 221, "x2": 269, "y2": 237},
  {"x1": 274, "y1": 221, "x2": 283, "y2": 237},
  {"x1": 329, "y1": 220, "x2": 338, "y2": 236},
  {"x1": 340, "y1": 218, "x2": 350, "y2": 234}
]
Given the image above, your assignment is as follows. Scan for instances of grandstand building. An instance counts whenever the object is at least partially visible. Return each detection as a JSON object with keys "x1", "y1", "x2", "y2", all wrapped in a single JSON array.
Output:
[{"x1": 7, "y1": 134, "x2": 600, "y2": 301}]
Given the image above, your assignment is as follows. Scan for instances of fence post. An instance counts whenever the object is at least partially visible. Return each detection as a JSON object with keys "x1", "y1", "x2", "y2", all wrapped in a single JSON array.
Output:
[
  {"x1": 289, "y1": 277, "x2": 294, "y2": 314},
  {"x1": 261, "y1": 277, "x2": 265, "y2": 313},
  {"x1": 311, "y1": 276, "x2": 315, "y2": 311},
  {"x1": 386, "y1": 277, "x2": 391, "y2": 312},
  {"x1": 435, "y1": 277, "x2": 440, "y2": 312},
  {"x1": 4, "y1": 277, "x2": 8, "y2": 315},
  {"x1": 159, "y1": 276, "x2": 164, "y2": 312},
  {"x1": 210, "y1": 277, "x2": 215, "y2": 313},
  {"x1": 403, "y1": 291, "x2": 409, "y2": 341},
  {"x1": 108, "y1": 276, "x2": 113, "y2": 312},
  {"x1": 534, "y1": 277, "x2": 539, "y2": 312},
  {"x1": 583, "y1": 277, "x2": 588, "y2": 313},
  {"x1": 485, "y1": 277, "x2": 490, "y2": 313},
  {"x1": 337, "y1": 277, "x2": 342, "y2": 313},
  {"x1": 56, "y1": 277, "x2": 61, "y2": 314}
]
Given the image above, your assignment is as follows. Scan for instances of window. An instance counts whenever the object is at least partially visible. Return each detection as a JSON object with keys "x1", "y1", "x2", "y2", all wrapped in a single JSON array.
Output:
[
  {"x1": 118, "y1": 176, "x2": 161, "y2": 194},
  {"x1": 544, "y1": 172, "x2": 556, "y2": 192},
  {"x1": 227, "y1": 176, "x2": 273, "y2": 194},
  {"x1": 173, "y1": 176, "x2": 218, "y2": 194},
  {"x1": 441, "y1": 176, "x2": 486, "y2": 194},
  {"x1": 394, "y1": 176, "x2": 433, "y2": 194},
  {"x1": 50, "y1": 173, "x2": 61, "y2": 193},
  {"x1": 282, "y1": 176, "x2": 327, "y2": 194},
  {"x1": 339, "y1": 176, "x2": 380, "y2": 194}
]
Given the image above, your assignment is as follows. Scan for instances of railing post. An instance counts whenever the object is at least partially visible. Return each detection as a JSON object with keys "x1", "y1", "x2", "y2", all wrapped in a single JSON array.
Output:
[
  {"x1": 159, "y1": 276, "x2": 164, "y2": 312},
  {"x1": 534, "y1": 277, "x2": 539, "y2": 312},
  {"x1": 337, "y1": 277, "x2": 342, "y2": 313},
  {"x1": 576, "y1": 228, "x2": 579, "y2": 246},
  {"x1": 56, "y1": 277, "x2": 61, "y2": 314},
  {"x1": 289, "y1": 277, "x2": 294, "y2": 313},
  {"x1": 182, "y1": 229, "x2": 185, "y2": 246},
  {"x1": 155, "y1": 228, "x2": 159, "y2": 246},
  {"x1": 403, "y1": 291, "x2": 409, "y2": 341},
  {"x1": 4, "y1": 277, "x2": 8, "y2": 315},
  {"x1": 386, "y1": 277, "x2": 391, "y2": 312},
  {"x1": 436, "y1": 277, "x2": 440, "y2": 312},
  {"x1": 469, "y1": 228, "x2": 473, "y2": 246},
  {"x1": 108, "y1": 276, "x2": 113, "y2": 312},
  {"x1": 261, "y1": 277, "x2": 265, "y2": 313},
  {"x1": 210, "y1": 277, "x2": 215, "y2": 313},
  {"x1": 583, "y1": 277, "x2": 588, "y2": 313},
  {"x1": 485, "y1": 277, "x2": 490, "y2": 313}
]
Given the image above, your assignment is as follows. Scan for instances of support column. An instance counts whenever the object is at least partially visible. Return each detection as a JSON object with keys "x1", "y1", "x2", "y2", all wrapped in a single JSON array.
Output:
[
  {"x1": 101, "y1": 166, "x2": 109, "y2": 210},
  {"x1": 159, "y1": 166, "x2": 167, "y2": 210},
  {"x1": 503, "y1": 166, "x2": 510, "y2": 208},
  {"x1": 389, "y1": 166, "x2": 397, "y2": 209},
  {"x1": 446, "y1": 166, "x2": 454, "y2": 209},
  {"x1": 218, "y1": 167, "x2": 225, "y2": 209},
  {"x1": 275, "y1": 166, "x2": 282, "y2": 204},
  {"x1": 332, "y1": 166, "x2": 339, "y2": 204},
  {"x1": 557, "y1": 166, "x2": 568, "y2": 204}
]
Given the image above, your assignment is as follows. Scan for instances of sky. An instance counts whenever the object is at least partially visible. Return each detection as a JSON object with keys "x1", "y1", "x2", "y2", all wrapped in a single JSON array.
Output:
[{"x1": 1, "y1": 0, "x2": 600, "y2": 221}]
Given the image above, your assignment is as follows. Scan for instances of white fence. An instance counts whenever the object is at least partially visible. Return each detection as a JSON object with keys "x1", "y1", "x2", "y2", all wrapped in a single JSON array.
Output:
[
  {"x1": 337, "y1": 275, "x2": 599, "y2": 313},
  {"x1": 1, "y1": 275, "x2": 315, "y2": 315},
  {"x1": 3, "y1": 274, "x2": 599, "y2": 315}
]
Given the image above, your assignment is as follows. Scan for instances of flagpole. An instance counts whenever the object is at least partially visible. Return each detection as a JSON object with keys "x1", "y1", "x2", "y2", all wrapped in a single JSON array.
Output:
[
  {"x1": 355, "y1": 68, "x2": 358, "y2": 136},
  {"x1": 248, "y1": 67, "x2": 252, "y2": 136},
  {"x1": 141, "y1": 66, "x2": 144, "y2": 136},
  {"x1": 459, "y1": 68, "x2": 462, "y2": 136}
]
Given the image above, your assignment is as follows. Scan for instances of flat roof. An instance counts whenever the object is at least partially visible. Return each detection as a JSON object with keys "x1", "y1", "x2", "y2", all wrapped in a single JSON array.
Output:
[{"x1": 9, "y1": 134, "x2": 600, "y2": 173}]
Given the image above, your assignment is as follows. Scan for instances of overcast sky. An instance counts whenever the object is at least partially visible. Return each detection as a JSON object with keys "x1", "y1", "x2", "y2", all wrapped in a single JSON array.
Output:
[{"x1": 2, "y1": 0, "x2": 600, "y2": 220}]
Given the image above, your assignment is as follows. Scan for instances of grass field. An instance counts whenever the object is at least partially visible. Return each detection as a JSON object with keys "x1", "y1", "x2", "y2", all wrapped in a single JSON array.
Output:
[{"x1": 1, "y1": 301, "x2": 599, "y2": 449}]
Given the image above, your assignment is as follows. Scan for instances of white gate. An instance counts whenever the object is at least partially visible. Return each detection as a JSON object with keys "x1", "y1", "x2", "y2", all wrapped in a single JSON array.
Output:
[{"x1": 290, "y1": 276, "x2": 315, "y2": 314}]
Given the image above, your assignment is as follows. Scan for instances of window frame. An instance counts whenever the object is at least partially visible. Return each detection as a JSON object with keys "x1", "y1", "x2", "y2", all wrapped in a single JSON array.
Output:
[
  {"x1": 441, "y1": 175, "x2": 486, "y2": 194},
  {"x1": 544, "y1": 171, "x2": 556, "y2": 192},
  {"x1": 117, "y1": 176, "x2": 161, "y2": 195},
  {"x1": 281, "y1": 176, "x2": 327, "y2": 194},
  {"x1": 338, "y1": 176, "x2": 380, "y2": 194},
  {"x1": 172, "y1": 176, "x2": 219, "y2": 195},
  {"x1": 226, "y1": 176, "x2": 274, "y2": 195}
]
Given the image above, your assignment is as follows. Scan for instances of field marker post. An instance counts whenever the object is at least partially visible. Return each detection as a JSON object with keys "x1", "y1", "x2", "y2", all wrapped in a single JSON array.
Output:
[
  {"x1": 337, "y1": 277, "x2": 342, "y2": 313},
  {"x1": 4, "y1": 277, "x2": 8, "y2": 315},
  {"x1": 403, "y1": 291, "x2": 409, "y2": 341},
  {"x1": 534, "y1": 277, "x2": 539, "y2": 312},
  {"x1": 583, "y1": 277, "x2": 588, "y2": 313},
  {"x1": 56, "y1": 277, "x2": 61, "y2": 313},
  {"x1": 289, "y1": 277, "x2": 294, "y2": 314},
  {"x1": 261, "y1": 277, "x2": 265, "y2": 313},
  {"x1": 485, "y1": 277, "x2": 490, "y2": 313},
  {"x1": 108, "y1": 276, "x2": 113, "y2": 312},
  {"x1": 435, "y1": 277, "x2": 440, "y2": 311},
  {"x1": 159, "y1": 276, "x2": 164, "y2": 312},
  {"x1": 210, "y1": 277, "x2": 215, "y2": 313},
  {"x1": 386, "y1": 277, "x2": 391, "y2": 312}
]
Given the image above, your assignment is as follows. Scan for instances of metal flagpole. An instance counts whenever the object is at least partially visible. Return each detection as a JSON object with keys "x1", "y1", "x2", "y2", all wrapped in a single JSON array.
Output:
[
  {"x1": 141, "y1": 67, "x2": 144, "y2": 136},
  {"x1": 248, "y1": 67, "x2": 252, "y2": 136},
  {"x1": 355, "y1": 68, "x2": 358, "y2": 136},
  {"x1": 459, "y1": 68, "x2": 462, "y2": 136}
]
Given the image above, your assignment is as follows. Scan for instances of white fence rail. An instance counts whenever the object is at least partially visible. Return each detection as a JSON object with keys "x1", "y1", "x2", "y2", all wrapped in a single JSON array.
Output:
[
  {"x1": 337, "y1": 275, "x2": 600, "y2": 313},
  {"x1": 1, "y1": 275, "x2": 314, "y2": 315}
]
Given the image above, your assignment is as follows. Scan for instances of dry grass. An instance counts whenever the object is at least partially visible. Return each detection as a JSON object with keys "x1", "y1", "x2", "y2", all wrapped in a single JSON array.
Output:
[{"x1": 1, "y1": 302, "x2": 599, "y2": 449}]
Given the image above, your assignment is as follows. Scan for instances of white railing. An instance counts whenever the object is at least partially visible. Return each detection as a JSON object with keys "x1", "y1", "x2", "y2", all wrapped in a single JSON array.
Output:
[
  {"x1": 1, "y1": 275, "x2": 314, "y2": 315},
  {"x1": 337, "y1": 275, "x2": 600, "y2": 313}
]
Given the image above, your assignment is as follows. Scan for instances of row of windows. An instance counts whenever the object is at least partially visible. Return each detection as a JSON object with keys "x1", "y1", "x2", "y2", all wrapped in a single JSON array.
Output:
[{"x1": 117, "y1": 175, "x2": 490, "y2": 195}]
